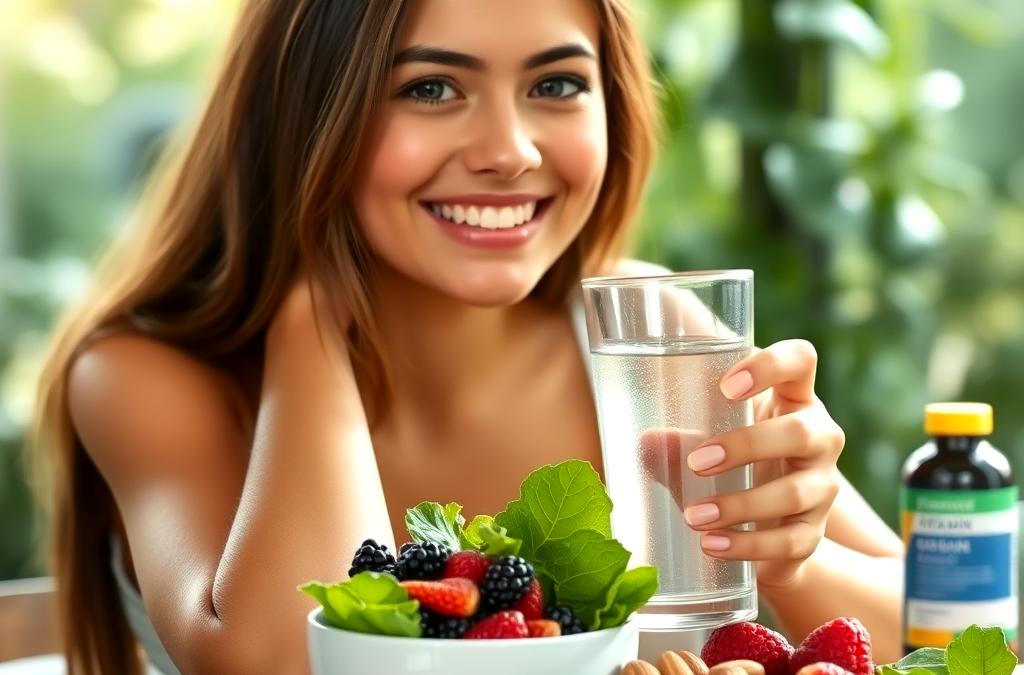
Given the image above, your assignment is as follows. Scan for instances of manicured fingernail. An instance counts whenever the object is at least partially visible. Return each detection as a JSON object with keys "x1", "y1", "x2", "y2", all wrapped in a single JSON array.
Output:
[
  {"x1": 702, "y1": 535, "x2": 731, "y2": 552},
  {"x1": 684, "y1": 503, "x2": 720, "y2": 527},
  {"x1": 721, "y1": 370, "x2": 753, "y2": 399},
  {"x1": 688, "y1": 445, "x2": 725, "y2": 472}
]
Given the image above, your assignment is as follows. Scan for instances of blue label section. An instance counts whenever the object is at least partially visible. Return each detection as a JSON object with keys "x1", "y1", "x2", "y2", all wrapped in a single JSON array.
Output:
[{"x1": 907, "y1": 533, "x2": 1013, "y2": 601}]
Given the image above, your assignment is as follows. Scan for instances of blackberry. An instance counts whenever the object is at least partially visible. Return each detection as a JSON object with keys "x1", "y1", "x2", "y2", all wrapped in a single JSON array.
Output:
[
  {"x1": 419, "y1": 608, "x2": 474, "y2": 639},
  {"x1": 395, "y1": 541, "x2": 451, "y2": 580},
  {"x1": 545, "y1": 605, "x2": 587, "y2": 635},
  {"x1": 348, "y1": 539, "x2": 396, "y2": 578},
  {"x1": 480, "y1": 555, "x2": 534, "y2": 611}
]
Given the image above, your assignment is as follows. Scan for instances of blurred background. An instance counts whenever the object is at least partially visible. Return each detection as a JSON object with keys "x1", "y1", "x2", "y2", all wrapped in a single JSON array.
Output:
[{"x1": 1, "y1": 0, "x2": 1023, "y2": 582}]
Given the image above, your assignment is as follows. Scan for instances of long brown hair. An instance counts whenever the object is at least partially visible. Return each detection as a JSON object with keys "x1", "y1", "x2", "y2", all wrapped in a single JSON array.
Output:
[{"x1": 29, "y1": 0, "x2": 658, "y2": 673}]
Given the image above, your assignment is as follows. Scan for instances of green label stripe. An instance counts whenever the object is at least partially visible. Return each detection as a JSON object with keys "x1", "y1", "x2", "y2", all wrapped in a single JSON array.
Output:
[{"x1": 903, "y1": 487, "x2": 1019, "y2": 514}]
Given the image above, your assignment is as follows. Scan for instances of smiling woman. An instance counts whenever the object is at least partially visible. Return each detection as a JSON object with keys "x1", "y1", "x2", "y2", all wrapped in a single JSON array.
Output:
[{"x1": 27, "y1": 0, "x2": 902, "y2": 674}]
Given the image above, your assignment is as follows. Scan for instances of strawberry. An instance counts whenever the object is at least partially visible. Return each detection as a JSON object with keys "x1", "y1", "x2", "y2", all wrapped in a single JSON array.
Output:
[
  {"x1": 701, "y1": 621, "x2": 794, "y2": 675},
  {"x1": 401, "y1": 578, "x2": 480, "y2": 618},
  {"x1": 462, "y1": 610, "x2": 529, "y2": 639},
  {"x1": 790, "y1": 618, "x2": 873, "y2": 675},
  {"x1": 512, "y1": 579, "x2": 544, "y2": 620},
  {"x1": 796, "y1": 663, "x2": 857, "y2": 675},
  {"x1": 443, "y1": 550, "x2": 493, "y2": 585},
  {"x1": 526, "y1": 619, "x2": 561, "y2": 638}
]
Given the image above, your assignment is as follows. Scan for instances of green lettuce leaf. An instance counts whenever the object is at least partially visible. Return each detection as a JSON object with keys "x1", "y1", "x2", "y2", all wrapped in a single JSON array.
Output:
[
  {"x1": 494, "y1": 460, "x2": 658, "y2": 629},
  {"x1": 462, "y1": 515, "x2": 522, "y2": 557},
  {"x1": 945, "y1": 625, "x2": 1016, "y2": 675},
  {"x1": 876, "y1": 648, "x2": 948, "y2": 675},
  {"x1": 299, "y1": 572, "x2": 422, "y2": 637},
  {"x1": 405, "y1": 502, "x2": 465, "y2": 551}
]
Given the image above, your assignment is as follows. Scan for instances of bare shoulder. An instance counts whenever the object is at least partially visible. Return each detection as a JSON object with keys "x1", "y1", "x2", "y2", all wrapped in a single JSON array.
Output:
[
  {"x1": 68, "y1": 333, "x2": 246, "y2": 480},
  {"x1": 605, "y1": 258, "x2": 673, "y2": 277}
]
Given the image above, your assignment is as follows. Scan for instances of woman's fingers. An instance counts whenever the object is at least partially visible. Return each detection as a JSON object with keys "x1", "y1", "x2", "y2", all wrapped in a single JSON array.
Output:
[
  {"x1": 683, "y1": 468, "x2": 841, "y2": 531},
  {"x1": 696, "y1": 505, "x2": 831, "y2": 562},
  {"x1": 722, "y1": 339, "x2": 819, "y2": 405},
  {"x1": 688, "y1": 406, "x2": 844, "y2": 475}
]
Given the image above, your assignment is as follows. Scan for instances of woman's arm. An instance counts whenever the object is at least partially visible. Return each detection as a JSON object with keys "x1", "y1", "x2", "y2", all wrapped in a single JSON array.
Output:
[
  {"x1": 758, "y1": 473, "x2": 905, "y2": 664},
  {"x1": 68, "y1": 280, "x2": 390, "y2": 675}
]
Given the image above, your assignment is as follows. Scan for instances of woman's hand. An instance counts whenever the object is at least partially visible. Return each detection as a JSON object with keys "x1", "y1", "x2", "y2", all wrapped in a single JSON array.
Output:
[{"x1": 682, "y1": 339, "x2": 845, "y2": 588}]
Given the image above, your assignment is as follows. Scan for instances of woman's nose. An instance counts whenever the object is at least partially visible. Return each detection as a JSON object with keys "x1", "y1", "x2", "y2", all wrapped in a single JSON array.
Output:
[{"x1": 461, "y1": 100, "x2": 542, "y2": 180}]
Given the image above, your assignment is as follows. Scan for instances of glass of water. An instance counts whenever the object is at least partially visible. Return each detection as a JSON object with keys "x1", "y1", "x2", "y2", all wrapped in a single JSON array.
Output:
[{"x1": 581, "y1": 269, "x2": 757, "y2": 632}]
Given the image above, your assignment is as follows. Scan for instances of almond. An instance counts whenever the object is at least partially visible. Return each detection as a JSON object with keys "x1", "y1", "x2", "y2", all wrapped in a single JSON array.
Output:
[
  {"x1": 708, "y1": 660, "x2": 766, "y2": 675},
  {"x1": 622, "y1": 660, "x2": 661, "y2": 675},
  {"x1": 676, "y1": 650, "x2": 710, "y2": 675},
  {"x1": 657, "y1": 651, "x2": 697, "y2": 675}
]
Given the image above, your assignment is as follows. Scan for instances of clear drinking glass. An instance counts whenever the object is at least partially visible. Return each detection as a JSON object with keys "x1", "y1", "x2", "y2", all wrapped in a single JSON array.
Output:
[{"x1": 581, "y1": 269, "x2": 758, "y2": 631}]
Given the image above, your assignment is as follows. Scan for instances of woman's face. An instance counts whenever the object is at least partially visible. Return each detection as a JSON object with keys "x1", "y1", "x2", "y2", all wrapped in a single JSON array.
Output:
[{"x1": 353, "y1": 0, "x2": 607, "y2": 307}]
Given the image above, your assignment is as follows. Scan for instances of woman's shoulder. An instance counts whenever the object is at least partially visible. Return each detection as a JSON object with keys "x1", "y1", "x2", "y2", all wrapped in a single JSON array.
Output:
[
  {"x1": 601, "y1": 258, "x2": 673, "y2": 277},
  {"x1": 67, "y1": 333, "x2": 247, "y2": 466}
]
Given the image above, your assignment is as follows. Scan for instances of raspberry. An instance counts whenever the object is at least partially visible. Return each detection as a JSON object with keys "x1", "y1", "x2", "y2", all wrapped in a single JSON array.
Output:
[
  {"x1": 512, "y1": 579, "x2": 544, "y2": 620},
  {"x1": 526, "y1": 619, "x2": 561, "y2": 638},
  {"x1": 480, "y1": 555, "x2": 534, "y2": 611},
  {"x1": 402, "y1": 578, "x2": 480, "y2": 618},
  {"x1": 701, "y1": 621, "x2": 793, "y2": 675},
  {"x1": 790, "y1": 618, "x2": 873, "y2": 675},
  {"x1": 443, "y1": 550, "x2": 493, "y2": 585},
  {"x1": 348, "y1": 539, "x2": 396, "y2": 578},
  {"x1": 796, "y1": 664, "x2": 857, "y2": 675},
  {"x1": 544, "y1": 606, "x2": 587, "y2": 635},
  {"x1": 395, "y1": 541, "x2": 451, "y2": 580},
  {"x1": 420, "y1": 608, "x2": 474, "y2": 639},
  {"x1": 463, "y1": 610, "x2": 529, "y2": 639}
]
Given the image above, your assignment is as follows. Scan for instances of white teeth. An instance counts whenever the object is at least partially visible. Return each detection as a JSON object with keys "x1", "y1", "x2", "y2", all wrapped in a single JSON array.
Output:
[
  {"x1": 429, "y1": 201, "x2": 540, "y2": 228},
  {"x1": 480, "y1": 207, "x2": 498, "y2": 229},
  {"x1": 497, "y1": 207, "x2": 515, "y2": 229}
]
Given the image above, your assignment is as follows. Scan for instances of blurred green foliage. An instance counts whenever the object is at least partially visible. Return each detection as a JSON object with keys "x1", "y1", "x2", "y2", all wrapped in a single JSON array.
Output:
[{"x1": 1, "y1": 0, "x2": 1024, "y2": 581}]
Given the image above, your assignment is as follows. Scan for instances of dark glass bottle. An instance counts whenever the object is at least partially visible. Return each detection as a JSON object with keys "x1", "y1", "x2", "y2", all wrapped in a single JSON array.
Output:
[{"x1": 901, "y1": 403, "x2": 1018, "y2": 655}]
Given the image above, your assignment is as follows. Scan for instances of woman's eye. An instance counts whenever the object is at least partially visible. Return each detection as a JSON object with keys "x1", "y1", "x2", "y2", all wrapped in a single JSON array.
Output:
[
  {"x1": 402, "y1": 79, "x2": 458, "y2": 104},
  {"x1": 531, "y1": 76, "x2": 590, "y2": 99}
]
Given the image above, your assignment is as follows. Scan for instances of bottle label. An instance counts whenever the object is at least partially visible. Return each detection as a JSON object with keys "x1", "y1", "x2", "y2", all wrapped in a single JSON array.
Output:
[{"x1": 902, "y1": 487, "x2": 1019, "y2": 648}]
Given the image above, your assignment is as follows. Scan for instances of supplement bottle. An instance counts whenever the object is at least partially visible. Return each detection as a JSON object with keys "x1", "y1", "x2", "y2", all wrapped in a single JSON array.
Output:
[{"x1": 901, "y1": 402, "x2": 1018, "y2": 654}]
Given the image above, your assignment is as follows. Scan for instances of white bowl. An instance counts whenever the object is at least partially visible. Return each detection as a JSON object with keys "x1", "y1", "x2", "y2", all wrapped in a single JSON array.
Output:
[{"x1": 307, "y1": 609, "x2": 640, "y2": 675}]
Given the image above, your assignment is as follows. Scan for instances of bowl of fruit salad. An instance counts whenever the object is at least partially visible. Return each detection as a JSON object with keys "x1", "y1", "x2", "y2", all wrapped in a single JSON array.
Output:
[{"x1": 302, "y1": 460, "x2": 659, "y2": 675}]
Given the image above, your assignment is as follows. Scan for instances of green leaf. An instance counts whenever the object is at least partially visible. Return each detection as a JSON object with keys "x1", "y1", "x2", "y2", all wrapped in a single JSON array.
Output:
[
  {"x1": 463, "y1": 515, "x2": 522, "y2": 557},
  {"x1": 299, "y1": 572, "x2": 422, "y2": 638},
  {"x1": 945, "y1": 625, "x2": 1016, "y2": 675},
  {"x1": 494, "y1": 460, "x2": 658, "y2": 628},
  {"x1": 879, "y1": 648, "x2": 948, "y2": 675},
  {"x1": 405, "y1": 502, "x2": 465, "y2": 551},
  {"x1": 774, "y1": 0, "x2": 890, "y2": 59},
  {"x1": 593, "y1": 566, "x2": 660, "y2": 630}
]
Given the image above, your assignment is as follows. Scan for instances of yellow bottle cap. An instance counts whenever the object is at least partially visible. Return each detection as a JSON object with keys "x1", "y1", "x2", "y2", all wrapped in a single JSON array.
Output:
[{"x1": 924, "y1": 402, "x2": 993, "y2": 436}]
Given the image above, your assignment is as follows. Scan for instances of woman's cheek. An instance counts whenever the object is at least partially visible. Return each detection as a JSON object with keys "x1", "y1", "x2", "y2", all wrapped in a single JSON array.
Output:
[{"x1": 362, "y1": 116, "x2": 450, "y2": 199}]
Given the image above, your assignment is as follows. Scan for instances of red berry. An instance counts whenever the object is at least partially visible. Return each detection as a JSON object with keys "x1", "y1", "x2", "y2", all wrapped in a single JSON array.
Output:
[
  {"x1": 512, "y1": 579, "x2": 544, "y2": 620},
  {"x1": 401, "y1": 578, "x2": 480, "y2": 618},
  {"x1": 701, "y1": 621, "x2": 793, "y2": 675},
  {"x1": 443, "y1": 550, "x2": 493, "y2": 585},
  {"x1": 790, "y1": 618, "x2": 873, "y2": 675},
  {"x1": 462, "y1": 610, "x2": 529, "y2": 639},
  {"x1": 795, "y1": 663, "x2": 857, "y2": 675},
  {"x1": 526, "y1": 619, "x2": 561, "y2": 638}
]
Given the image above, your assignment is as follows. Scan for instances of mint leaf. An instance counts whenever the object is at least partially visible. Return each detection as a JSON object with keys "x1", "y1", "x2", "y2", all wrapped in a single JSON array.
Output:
[
  {"x1": 299, "y1": 572, "x2": 422, "y2": 637},
  {"x1": 945, "y1": 625, "x2": 1016, "y2": 675},
  {"x1": 406, "y1": 502, "x2": 465, "y2": 551},
  {"x1": 878, "y1": 648, "x2": 947, "y2": 675},
  {"x1": 463, "y1": 515, "x2": 521, "y2": 557},
  {"x1": 494, "y1": 460, "x2": 658, "y2": 628},
  {"x1": 592, "y1": 566, "x2": 659, "y2": 630}
]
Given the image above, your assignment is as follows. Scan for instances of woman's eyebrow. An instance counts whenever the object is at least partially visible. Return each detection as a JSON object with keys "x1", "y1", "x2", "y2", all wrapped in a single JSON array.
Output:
[{"x1": 392, "y1": 42, "x2": 596, "y2": 71}]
